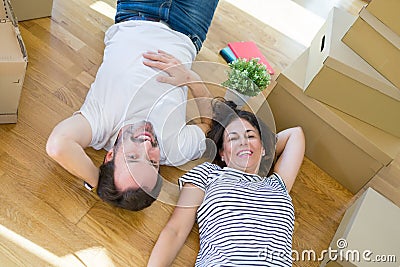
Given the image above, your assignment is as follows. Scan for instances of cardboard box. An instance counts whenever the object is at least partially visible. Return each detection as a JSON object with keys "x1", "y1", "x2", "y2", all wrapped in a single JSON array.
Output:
[
  {"x1": 320, "y1": 187, "x2": 400, "y2": 266},
  {"x1": 10, "y1": 0, "x2": 53, "y2": 21},
  {"x1": 365, "y1": 0, "x2": 400, "y2": 36},
  {"x1": 342, "y1": 6, "x2": 400, "y2": 89},
  {"x1": 299, "y1": 7, "x2": 400, "y2": 138},
  {"x1": 0, "y1": 0, "x2": 28, "y2": 123},
  {"x1": 265, "y1": 48, "x2": 400, "y2": 194}
]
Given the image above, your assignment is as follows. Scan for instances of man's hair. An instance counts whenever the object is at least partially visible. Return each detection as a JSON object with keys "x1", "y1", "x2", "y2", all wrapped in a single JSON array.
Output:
[
  {"x1": 97, "y1": 158, "x2": 163, "y2": 211},
  {"x1": 206, "y1": 98, "x2": 276, "y2": 176}
]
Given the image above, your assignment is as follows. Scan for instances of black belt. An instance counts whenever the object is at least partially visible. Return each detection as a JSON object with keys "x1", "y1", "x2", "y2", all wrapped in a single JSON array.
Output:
[{"x1": 120, "y1": 15, "x2": 160, "y2": 23}]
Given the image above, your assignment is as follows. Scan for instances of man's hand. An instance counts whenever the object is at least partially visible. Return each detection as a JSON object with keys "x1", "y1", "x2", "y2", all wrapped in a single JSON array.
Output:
[
  {"x1": 143, "y1": 50, "x2": 200, "y2": 86},
  {"x1": 143, "y1": 50, "x2": 212, "y2": 134}
]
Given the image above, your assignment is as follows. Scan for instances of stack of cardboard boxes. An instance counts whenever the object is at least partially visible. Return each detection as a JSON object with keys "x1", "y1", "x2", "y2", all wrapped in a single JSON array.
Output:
[
  {"x1": 262, "y1": 3, "x2": 400, "y2": 264},
  {"x1": 263, "y1": 2, "x2": 400, "y2": 194},
  {"x1": 0, "y1": 0, "x2": 28, "y2": 124},
  {"x1": 343, "y1": 0, "x2": 400, "y2": 89}
]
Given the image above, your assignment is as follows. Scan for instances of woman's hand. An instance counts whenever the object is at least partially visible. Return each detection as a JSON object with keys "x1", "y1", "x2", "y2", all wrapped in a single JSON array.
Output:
[{"x1": 143, "y1": 50, "x2": 200, "y2": 86}]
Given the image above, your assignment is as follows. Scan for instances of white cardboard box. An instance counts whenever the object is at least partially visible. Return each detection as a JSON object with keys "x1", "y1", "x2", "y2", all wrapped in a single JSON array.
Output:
[
  {"x1": 320, "y1": 187, "x2": 400, "y2": 266},
  {"x1": 0, "y1": 0, "x2": 28, "y2": 123},
  {"x1": 10, "y1": 0, "x2": 53, "y2": 21},
  {"x1": 266, "y1": 47, "x2": 400, "y2": 194},
  {"x1": 300, "y1": 7, "x2": 400, "y2": 138}
]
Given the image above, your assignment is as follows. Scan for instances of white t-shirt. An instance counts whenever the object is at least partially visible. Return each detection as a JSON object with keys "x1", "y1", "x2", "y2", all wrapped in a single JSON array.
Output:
[{"x1": 78, "y1": 21, "x2": 206, "y2": 166}]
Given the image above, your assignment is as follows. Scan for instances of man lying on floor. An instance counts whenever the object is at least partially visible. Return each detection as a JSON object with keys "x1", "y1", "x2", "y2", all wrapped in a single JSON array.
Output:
[{"x1": 46, "y1": 0, "x2": 219, "y2": 211}]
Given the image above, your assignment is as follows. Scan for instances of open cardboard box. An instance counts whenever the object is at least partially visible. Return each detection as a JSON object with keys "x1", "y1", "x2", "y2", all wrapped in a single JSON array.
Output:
[
  {"x1": 0, "y1": 0, "x2": 28, "y2": 123},
  {"x1": 299, "y1": 7, "x2": 400, "y2": 138},
  {"x1": 342, "y1": 2, "x2": 400, "y2": 89},
  {"x1": 321, "y1": 188, "x2": 400, "y2": 266},
  {"x1": 265, "y1": 47, "x2": 400, "y2": 194}
]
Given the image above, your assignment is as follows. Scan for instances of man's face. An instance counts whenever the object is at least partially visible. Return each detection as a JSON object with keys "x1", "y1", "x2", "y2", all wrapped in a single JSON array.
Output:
[{"x1": 105, "y1": 121, "x2": 160, "y2": 192}]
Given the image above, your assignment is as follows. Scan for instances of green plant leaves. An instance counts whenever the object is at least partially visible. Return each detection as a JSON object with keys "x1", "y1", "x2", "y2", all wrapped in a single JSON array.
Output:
[{"x1": 221, "y1": 58, "x2": 271, "y2": 97}]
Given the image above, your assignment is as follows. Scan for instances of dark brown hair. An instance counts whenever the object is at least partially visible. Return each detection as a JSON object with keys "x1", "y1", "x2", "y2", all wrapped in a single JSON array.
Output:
[
  {"x1": 206, "y1": 98, "x2": 276, "y2": 176},
  {"x1": 97, "y1": 157, "x2": 162, "y2": 211}
]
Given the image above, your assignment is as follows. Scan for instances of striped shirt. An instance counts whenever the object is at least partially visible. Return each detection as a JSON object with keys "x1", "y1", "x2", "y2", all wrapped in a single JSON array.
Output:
[{"x1": 179, "y1": 162, "x2": 294, "y2": 267}]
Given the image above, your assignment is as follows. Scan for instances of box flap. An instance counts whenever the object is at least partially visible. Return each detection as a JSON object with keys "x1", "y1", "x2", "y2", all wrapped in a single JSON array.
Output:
[
  {"x1": 325, "y1": 57, "x2": 400, "y2": 102},
  {"x1": 366, "y1": 0, "x2": 400, "y2": 36},
  {"x1": 359, "y1": 7, "x2": 400, "y2": 49},
  {"x1": 0, "y1": 23, "x2": 26, "y2": 62},
  {"x1": 0, "y1": 0, "x2": 28, "y2": 62}
]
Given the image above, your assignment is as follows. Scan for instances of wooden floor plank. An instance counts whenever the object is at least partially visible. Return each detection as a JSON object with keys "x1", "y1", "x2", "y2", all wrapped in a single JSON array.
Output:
[
  {"x1": 0, "y1": 125, "x2": 97, "y2": 224},
  {"x1": 0, "y1": 236, "x2": 55, "y2": 267},
  {"x1": 0, "y1": 172, "x2": 99, "y2": 258},
  {"x1": 76, "y1": 201, "x2": 199, "y2": 266}
]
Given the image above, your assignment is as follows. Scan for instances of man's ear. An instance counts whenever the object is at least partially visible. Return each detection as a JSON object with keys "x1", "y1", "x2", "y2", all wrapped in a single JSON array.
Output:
[{"x1": 104, "y1": 149, "x2": 114, "y2": 163}]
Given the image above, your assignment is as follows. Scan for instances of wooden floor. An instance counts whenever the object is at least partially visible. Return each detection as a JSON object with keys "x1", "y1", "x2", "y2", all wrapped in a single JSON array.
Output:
[{"x1": 1, "y1": 0, "x2": 398, "y2": 266}]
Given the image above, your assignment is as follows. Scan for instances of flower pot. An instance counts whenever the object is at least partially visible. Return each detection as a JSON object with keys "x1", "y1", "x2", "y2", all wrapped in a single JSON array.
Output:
[{"x1": 224, "y1": 89, "x2": 251, "y2": 109}]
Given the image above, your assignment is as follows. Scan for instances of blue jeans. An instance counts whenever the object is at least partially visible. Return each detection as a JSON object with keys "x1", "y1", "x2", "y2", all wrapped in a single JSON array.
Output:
[{"x1": 115, "y1": 0, "x2": 219, "y2": 52}]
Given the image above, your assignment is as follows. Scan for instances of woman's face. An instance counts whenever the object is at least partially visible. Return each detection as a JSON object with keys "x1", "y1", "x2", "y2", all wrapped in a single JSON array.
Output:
[{"x1": 220, "y1": 118, "x2": 265, "y2": 174}]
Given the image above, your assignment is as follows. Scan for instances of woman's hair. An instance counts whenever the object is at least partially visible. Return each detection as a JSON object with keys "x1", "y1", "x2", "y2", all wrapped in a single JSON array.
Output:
[
  {"x1": 206, "y1": 98, "x2": 276, "y2": 176},
  {"x1": 97, "y1": 157, "x2": 163, "y2": 211}
]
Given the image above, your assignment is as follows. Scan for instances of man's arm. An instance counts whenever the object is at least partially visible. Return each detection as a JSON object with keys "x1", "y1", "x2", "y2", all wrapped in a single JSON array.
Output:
[
  {"x1": 143, "y1": 50, "x2": 212, "y2": 133},
  {"x1": 46, "y1": 114, "x2": 100, "y2": 187}
]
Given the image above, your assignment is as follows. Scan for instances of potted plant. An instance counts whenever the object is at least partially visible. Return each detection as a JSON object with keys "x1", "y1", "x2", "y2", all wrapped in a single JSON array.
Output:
[{"x1": 222, "y1": 58, "x2": 271, "y2": 107}]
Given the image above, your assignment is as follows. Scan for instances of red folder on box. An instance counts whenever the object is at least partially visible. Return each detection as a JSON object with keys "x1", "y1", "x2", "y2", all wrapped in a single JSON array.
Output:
[{"x1": 228, "y1": 41, "x2": 274, "y2": 75}]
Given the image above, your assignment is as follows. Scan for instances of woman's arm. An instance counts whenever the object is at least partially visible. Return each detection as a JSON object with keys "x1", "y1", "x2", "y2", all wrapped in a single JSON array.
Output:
[
  {"x1": 46, "y1": 114, "x2": 100, "y2": 187},
  {"x1": 148, "y1": 184, "x2": 204, "y2": 266},
  {"x1": 273, "y1": 126, "x2": 305, "y2": 192}
]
